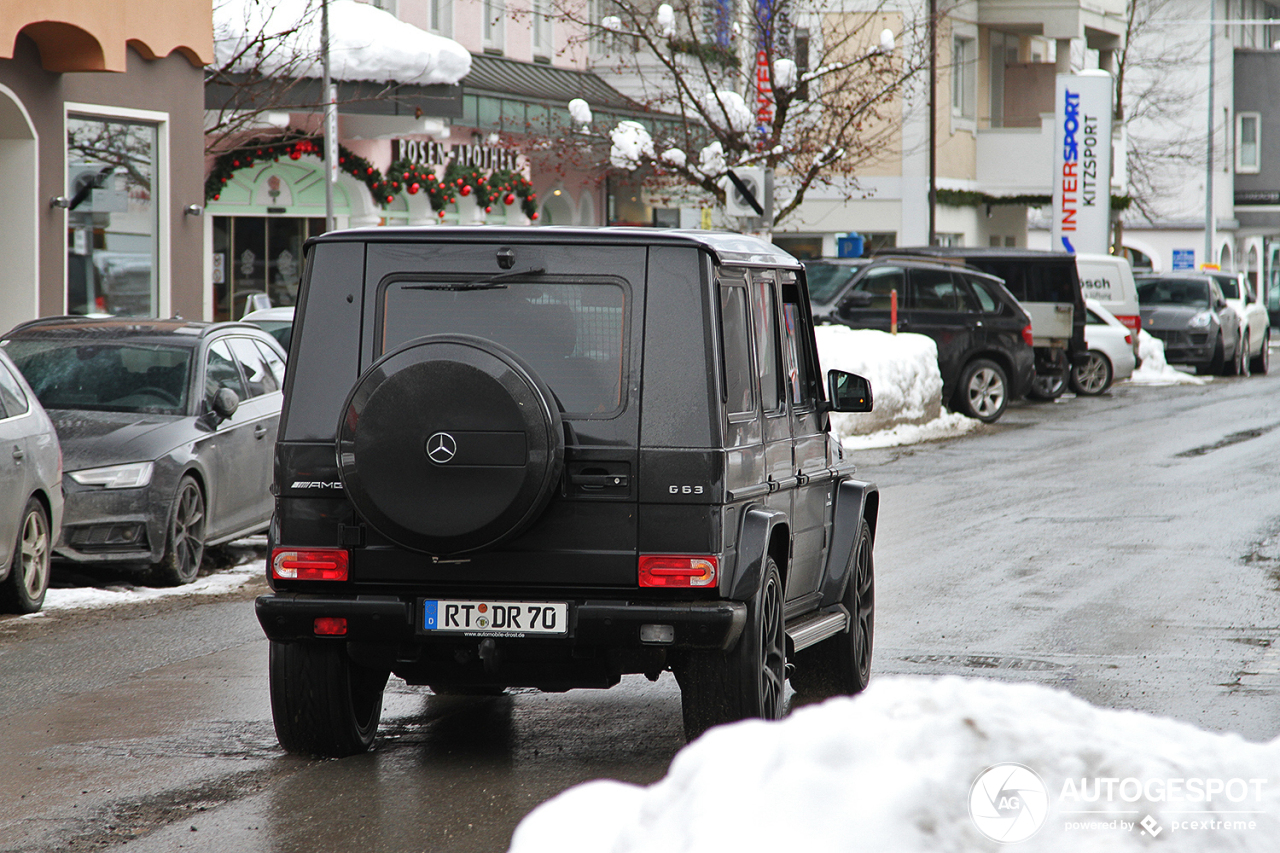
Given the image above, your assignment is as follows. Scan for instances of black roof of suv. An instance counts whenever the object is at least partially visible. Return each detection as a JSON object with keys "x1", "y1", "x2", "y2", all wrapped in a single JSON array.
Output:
[{"x1": 258, "y1": 226, "x2": 883, "y2": 755}]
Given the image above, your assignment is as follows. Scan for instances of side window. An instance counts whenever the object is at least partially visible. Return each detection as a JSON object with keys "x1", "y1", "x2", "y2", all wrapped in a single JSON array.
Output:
[
  {"x1": 910, "y1": 268, "x2": 962, "y2": 311},
  {"x1": 254, "y1": 340, "x2": 287, "y2": 389},
  {"x1": 0, "y1": 362, "x2": 28, "y2": 418},
  {"x1": 781, "y1": 280, "x2": 817, "y2": 409},
  {"x1": 853, "y1": 266, "x2": 903, "y2": 309},
  {"x1": 206, "y1": 339, "x2": 248, "y2": 402},
  {"x1": 752, "y1": 275, "x2": 783, "y2": 413},
  {"x1": 226, "y1": 337, "x2": 277, "y2": 397},
  {"x1": 965, "y1": 276, "x2": 1004, "y2": 313},
  {"x1": 719, "y1": 284, "x2": 755, "y2": 416}
]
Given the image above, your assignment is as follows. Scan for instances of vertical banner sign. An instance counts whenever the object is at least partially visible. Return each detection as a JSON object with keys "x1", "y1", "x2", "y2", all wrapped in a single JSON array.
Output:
[
  {"x1": 755, "y1": 0, "x2": 774, "y2": 147},
  {"x1": 1052, "y1": 73, "x2": 1113, "y2": 255}
]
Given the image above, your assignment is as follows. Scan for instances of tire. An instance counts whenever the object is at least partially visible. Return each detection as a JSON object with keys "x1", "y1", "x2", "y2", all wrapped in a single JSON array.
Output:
[
  {"x1": 677, "y1": 556, "x2": 787, "y2": 741},
  {"x1": 337, "y1": 335, "x2": 564, "y2": 556},
  {"x1": 1069, "y1": 350, "x2": 1113, "y2": 396},
  {"x1": 0, "y1": 498, "x2": 51, "y2": 614},
  {"x1": 269, "y1": 640, "x2": 390, "y2": 757},
  {"x1": 1224, "y1": 333, "x2": 1246, "y2": 376},
  {"x1": 1251, "y1": 327, "x2": 1270, "y2": 375},
  {"x1": 1239, "y1": 334, "x2": 1251, "y2": 377},
  {"x1": 790, "y1": 518, "x2": 875, "y2": 699},
  {"x1": 1200, "y1": 335, "x2": 1225, "y2": 375},
  {"x1": 153, "y1": 475, "x2": 205, "y2": 586},
  {"x1": 1027, "y1": 350, "x2": 1069, "y2": 401},
  {"x1": 953, "y1": 358, "x2": 1008, "y2": 423}
]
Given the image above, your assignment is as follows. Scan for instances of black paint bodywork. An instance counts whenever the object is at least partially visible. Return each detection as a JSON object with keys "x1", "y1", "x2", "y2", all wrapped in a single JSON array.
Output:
[{"x1": 258, "y1": 227, "x2": 879, "y2": 691}]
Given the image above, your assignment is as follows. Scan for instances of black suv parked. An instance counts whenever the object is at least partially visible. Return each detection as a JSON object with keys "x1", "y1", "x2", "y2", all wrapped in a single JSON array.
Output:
[
  {"x1": 889, "y1": 247, "x2": 1088, "y2": 400},
  {"x1": 257, "y1": 227, "x2": 881, "y2": 756},
  {"x1": 807, "y1": 257, "x2": 1035, "y2": 423}
]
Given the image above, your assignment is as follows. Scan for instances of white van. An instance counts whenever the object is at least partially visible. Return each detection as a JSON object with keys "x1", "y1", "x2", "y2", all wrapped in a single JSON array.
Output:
[{"x1": 1075, "y1": 253, "x2": 1141, "y2": 360}]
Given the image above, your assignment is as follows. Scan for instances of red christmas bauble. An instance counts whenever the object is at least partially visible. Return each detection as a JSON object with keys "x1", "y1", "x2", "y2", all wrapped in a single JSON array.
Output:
[
  {"x1": 460, "y1": 185, "x2": 472, "y2": 196},
  {"x1": 409, "y1": 183, "x2": 420, "y2": 194},
  {"x1": 485, "y1": 206, "x2": 492, "y2": 213},
  {"x1": 438, "y1": 210, "x2": 446, "y2": 218},
  {"x1": 386, "y1": 195, "x2": 394, "y2": 203},
  {"x1": 289, "y1": 151, "x2": 301, "y2": 160},
  {"x1": 504, "y1": 193, "x2": 515, "y2": 205},
  {"x1": 531, "y1": 212, "x2": 540, "y2": 220}
]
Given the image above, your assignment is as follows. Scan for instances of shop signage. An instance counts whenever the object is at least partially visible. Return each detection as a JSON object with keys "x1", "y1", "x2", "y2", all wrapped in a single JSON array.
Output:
[
  {"x1": 393, "y1": 139, "x2": 520, "y2": 171},
  {"x1": 1051, "y1": 72, "x2": 1113, "y2": 255},
  {"x1": 1235, "y1": 190, "x2": 1280, "y2": 205}
]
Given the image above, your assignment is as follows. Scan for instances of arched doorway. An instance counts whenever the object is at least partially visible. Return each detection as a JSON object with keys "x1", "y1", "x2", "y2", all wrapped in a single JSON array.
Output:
[{"x1": 0, "y1": 85, "x2": 38, "y2": 331}]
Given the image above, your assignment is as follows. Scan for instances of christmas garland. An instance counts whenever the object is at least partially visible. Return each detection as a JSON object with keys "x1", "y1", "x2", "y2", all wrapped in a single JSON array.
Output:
[
  {"x1": 205, "y1": 132, "x2": 540, "y2": 219},
  {"x1": 205, "y1": 131, "x2": 402, "y2": 206}
]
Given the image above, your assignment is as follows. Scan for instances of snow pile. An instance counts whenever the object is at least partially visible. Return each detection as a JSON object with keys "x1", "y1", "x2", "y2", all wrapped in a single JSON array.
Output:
[
  {"x1": 660, "y1": 148, "x2": 687, "y2": 168},
  {"x1": 773, "y1": 58, "x2": 797, "y2": 90},
  {"x1": 214, "y1": 0, "x2": 472, "y2": 86},
  {"x1": 510, "y1": 676, "x2": 1280, "y2": 853},
  {"x1": 610, "y1": 121, "x2": 655, "y2": 169},
  {"x1": 1128, "y1": 330, "x2": 1208, "y2": 386},
  {"x1": 567, "y1": 98, "x2": 593, "y2": 126},
  {"x1": 698, "y1": 90, "x2": 754, "y2": 134},
  {"x1": 26, "y1": 564, "x2": 262, "y2": 616},
  {"x1": 656, "y1": 4, "x2": 676, "y2": 38},
  {"x1": 815, "y1": 326, "x2": 945, "y2": 436},
  {"x1": 697, "y1": 141, "x2": 726, "y2": 176}
]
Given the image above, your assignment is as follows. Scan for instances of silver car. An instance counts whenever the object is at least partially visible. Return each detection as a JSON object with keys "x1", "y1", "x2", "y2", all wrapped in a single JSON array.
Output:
[{"x1": 0, "y1": 349, "x2": 62, "y2": 612}]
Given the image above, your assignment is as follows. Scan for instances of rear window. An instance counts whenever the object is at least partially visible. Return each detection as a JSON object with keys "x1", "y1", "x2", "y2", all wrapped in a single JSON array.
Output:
[
  {"x1": 380, "y1": 279, "x2": 627, "y2": 416},
  {"x1": 964, "y1": 259, "x2": 1077, "y2": 304},
  {"x1": 3, "y1": 340, "x2": 191, "y2": 414},
  {"x1": 805, "y1": 262, "x2": 864, "y2": 304}
]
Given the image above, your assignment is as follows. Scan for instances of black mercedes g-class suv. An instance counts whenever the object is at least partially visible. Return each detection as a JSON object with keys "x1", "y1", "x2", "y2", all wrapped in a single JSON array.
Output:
[{"x1": 256, "y1": 227, "x2": 880, "y2": 756}]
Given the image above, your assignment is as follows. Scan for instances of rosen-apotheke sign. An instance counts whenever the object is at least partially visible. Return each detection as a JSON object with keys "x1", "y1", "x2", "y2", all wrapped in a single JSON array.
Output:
[
  {"x1": 392, "y1": 139, "x2": 520, "y2": 171},
  {"x1": 1051, "y1": 73, "x2": 1113, "y2": 255}
]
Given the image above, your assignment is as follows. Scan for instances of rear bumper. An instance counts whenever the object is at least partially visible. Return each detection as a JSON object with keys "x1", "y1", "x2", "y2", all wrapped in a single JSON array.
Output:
[{"x1": 255, "y1": 593, "x2": 747, "y2": 651}]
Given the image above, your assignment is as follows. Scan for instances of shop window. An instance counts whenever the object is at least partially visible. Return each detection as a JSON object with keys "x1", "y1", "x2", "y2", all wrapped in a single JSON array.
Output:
[
  {"x1": 66, "y1": 115, "x2": 159, "y2": 317},
  {"x1": 211, "y1": 216, "x2": 325, "y2": 321}
]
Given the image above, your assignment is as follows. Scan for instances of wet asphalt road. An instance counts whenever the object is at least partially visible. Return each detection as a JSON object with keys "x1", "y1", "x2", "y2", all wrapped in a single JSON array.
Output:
[{"x1": 4, "y1": 366, "x2": 1280, "y2": 851}]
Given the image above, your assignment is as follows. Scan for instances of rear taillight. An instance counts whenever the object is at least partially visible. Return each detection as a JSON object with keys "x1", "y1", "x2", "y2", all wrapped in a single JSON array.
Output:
[
  {"x1": 1124, "y1": 333, "x2": 1133, "y2": 345},
  {"x1": 1022, "y1": 324, "x2": 1035, "y2": 347},
  {"x1": 1115, "y1": 315, "x2": 1141, "y2": 333},
  {"x1": 639, "y1": 555, "x2": 718, "y2": 588},
  {"x1": 272, "y1": 548, "x2": 349, "y2": 581}
]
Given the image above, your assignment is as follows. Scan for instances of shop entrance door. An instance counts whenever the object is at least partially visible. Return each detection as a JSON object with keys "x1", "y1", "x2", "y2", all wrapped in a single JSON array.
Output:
[{"x1": 212, "y1": 216, "x2": 325, "y2": 321}]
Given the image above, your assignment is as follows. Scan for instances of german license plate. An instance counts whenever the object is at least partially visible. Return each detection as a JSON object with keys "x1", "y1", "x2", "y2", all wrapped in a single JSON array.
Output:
[{"x1": 422, "y1": 599, "x2": 568, "y2": 636}]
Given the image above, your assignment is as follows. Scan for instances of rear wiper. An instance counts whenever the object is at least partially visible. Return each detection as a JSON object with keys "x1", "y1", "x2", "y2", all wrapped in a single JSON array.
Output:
[{"x1": 404, "y1": 267, "x2": 546, "y2": 292}]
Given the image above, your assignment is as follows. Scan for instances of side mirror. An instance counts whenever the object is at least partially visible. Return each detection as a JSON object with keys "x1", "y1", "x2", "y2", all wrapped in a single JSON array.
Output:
[
  {"x1": 837, "y1": 291, "x2": 875, "y2": 318},
  {"x1": 210, "y1": 387, "x2": 239, "y2": 422},
  {"x1": 826, "y1": 369, "x2": 874, "y2": 413}
]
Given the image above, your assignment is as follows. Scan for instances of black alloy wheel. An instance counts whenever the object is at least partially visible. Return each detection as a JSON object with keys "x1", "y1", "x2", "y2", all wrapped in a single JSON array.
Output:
[
  {"x1": 677, "y1": 557, "x2": 787, "y2": 741},
  {"x1": 1, "y1": 498, "x2": 51, "y2": 613},
  {"x1": 155, "y1": 476, "x2": 205, "y2": 586},
  {"x1": 269, "y1": 640, "x2": 390, "y2": 757},
  {"x1": 791, "y1": 518, "x2": 875, "y2": 698},
  {"x1": 1070, "y1": 350, "x2": 1113, "y2": 396}
]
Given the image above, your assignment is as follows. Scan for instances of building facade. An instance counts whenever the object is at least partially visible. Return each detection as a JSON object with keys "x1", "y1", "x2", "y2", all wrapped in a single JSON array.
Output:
[{"x1": 0, "y1": 1, "x2": 211, "y2": 332}]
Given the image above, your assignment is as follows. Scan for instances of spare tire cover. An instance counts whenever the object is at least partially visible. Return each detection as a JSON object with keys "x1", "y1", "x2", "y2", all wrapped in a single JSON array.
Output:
[{"x1": 337, "y1": 334, "x2": 564, "y2": 555}]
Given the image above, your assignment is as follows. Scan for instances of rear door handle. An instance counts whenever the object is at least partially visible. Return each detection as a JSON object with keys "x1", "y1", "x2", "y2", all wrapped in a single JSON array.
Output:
[
  {"x1": 254, "y1": 425, "x2": 268, "y2": 439},
  {"x1": 12, "y1": 446, "x2": 23, "y2": 461}
]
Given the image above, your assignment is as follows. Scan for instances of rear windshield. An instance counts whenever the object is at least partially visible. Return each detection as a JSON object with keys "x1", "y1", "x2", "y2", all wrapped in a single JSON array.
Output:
[
  {"x1": 961, "y1": 259, "x2": 1077, "y2": 304},
  {"x1": 381, "y1": 279, "x2": 627, "y2": 416},
  {"x1": 2, "y1": 340, "x2": 191, "y2": 414},
  {"x1": 804, "y1": 262, "x2": 863, "y2": 304},
  {"x1": 1137, "y1": 279, "x2": 1210, "y2": 307}
]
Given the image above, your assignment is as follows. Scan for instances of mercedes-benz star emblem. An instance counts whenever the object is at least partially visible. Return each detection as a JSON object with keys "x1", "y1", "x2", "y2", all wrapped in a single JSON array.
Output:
[{"x1": 426, "y1": 432, "x2": 458, "y2": 464}]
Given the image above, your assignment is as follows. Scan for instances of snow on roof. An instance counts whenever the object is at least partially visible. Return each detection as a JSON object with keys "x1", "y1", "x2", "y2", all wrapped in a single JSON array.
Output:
[{"x1": 214, "y1": 0, "x2": 471, "y2": 87}]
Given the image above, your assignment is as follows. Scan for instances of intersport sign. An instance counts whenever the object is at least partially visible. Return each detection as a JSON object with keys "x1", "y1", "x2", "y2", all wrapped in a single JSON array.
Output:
[{"x1": 1051, "y1": 72, "x2": 1113, "y2": 255}]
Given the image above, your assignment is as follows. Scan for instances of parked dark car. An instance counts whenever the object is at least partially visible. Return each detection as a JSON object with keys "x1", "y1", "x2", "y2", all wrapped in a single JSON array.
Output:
[
  {"x1": 807, "y1": 257, "x2": 1035, "y2": 422},
  {"x1": 1, "y1": 317, "x2": 287, "y2": 585},
  {"x1": 1135, "y1": 274, "x2": 1243, "y2": 375},
  {"x1": 0, "y1": 348, "x2": 62, "y2": 613},
  {"x1": 257, "y1": 227, "x2": 881, "y2": 756},
  {"x1": 888, "y1": 247, "x2": 1088, "y2": 400}
]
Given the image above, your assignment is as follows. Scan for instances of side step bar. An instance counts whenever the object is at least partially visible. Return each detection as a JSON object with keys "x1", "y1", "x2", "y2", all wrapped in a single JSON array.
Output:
[{"x1": 785, "y1": 606, "x2": 849, "y2": 652}]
